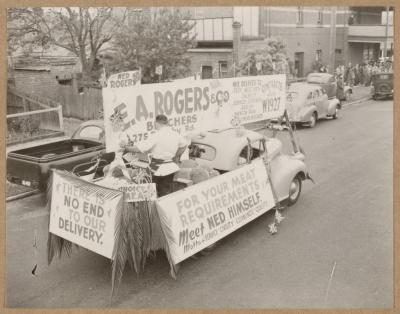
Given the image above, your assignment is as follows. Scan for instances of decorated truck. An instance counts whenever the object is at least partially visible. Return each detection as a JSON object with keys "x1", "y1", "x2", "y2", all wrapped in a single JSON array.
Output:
[{"x1": 46, "y1": 72, "x2": 312, "y2": 296}]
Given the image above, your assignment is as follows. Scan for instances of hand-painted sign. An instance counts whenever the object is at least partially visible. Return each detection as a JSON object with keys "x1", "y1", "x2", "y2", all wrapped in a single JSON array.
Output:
[
  {"x1": 102, "y1": 74, "x2": 286, "y2": 152},
  {"x1": 49, "y1": 171, "x2": 124, "y2": 259},
  {"x1": 156, "y1": 158, "x2": 275, "y2": 264}
]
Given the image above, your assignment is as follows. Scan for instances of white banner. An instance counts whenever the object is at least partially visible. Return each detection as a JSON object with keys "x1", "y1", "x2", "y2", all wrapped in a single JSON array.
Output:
[
  {"x1": 156, "y1": 158, "x2": 276, "y2": 264},
  {"x1": 49, "y1": 171, "x2": 124, "y2": 259},
  {"x1": 102, "y1": 74, "x2": 286, "y2": 152}
]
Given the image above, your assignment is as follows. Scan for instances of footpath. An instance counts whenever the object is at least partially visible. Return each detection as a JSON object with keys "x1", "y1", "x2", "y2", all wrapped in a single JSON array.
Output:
[{"x1": 342, "y1": 85, "x2": 372, "y2": 108}]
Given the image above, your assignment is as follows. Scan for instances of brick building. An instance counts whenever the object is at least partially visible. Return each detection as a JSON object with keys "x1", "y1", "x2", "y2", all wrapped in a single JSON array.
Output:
[
  {"x1": 181, "y1": 6, "x2": 394, "y2": 79},
  {"x1": 10, "y1": 54, "x2": 81, "y2": 100}
]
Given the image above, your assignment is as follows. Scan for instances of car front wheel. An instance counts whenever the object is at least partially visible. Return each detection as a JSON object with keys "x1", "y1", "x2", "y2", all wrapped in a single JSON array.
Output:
[
  {"x1": 287, "y1": 175, "x2": 302, "y2": 206},
  {"x1": 332, "y1": 106, "x2": 339, "y2": 119}
]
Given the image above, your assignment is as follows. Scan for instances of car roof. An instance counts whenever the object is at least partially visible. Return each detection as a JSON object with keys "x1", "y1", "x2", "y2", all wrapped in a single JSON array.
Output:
[
  {"x1": 193, "y1": 128, "x2": 263, "y2": 148},
  {"x1": 191, "y1": 128, "x2": 265, "y2": 170},
  {"x1": 307, "y1": 72, "x2": 333, "y2": 79},
  {"x1": 288, "y1": 82, "x2": 321, "y2": 95},
  {"x1": 372, "y1": 72, "x2": 393, "y2": 76}
]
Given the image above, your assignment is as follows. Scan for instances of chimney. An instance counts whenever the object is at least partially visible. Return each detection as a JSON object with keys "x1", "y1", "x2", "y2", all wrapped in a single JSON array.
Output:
[{"x1": 232, "y1": 21, "x2": 242, "y2": 72}]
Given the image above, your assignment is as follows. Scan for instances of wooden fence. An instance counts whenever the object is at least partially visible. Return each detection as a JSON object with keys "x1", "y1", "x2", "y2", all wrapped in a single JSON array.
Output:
[
  {"x1": 7, "y1": 87, "x2": 63, "y2": 131},
  {"x1": 57, "y1": 85, "x2": 103, "y2": 120}
]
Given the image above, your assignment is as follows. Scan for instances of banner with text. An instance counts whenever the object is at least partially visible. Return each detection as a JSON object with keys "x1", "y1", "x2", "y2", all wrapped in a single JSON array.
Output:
[
  {"x1": 156, "y1": 158, "x2": 276, "y2": 264},
  {"x1": 49, "y1": 171, "x2": 124, "y2": 259},
  {"x1": 102, "y1": 73, "x2": 286, "y2": 152}
]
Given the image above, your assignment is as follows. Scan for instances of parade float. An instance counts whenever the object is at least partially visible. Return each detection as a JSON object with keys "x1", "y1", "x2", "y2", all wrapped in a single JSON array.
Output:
[{"x1": 47, "y1": 71, "x2": 310, "y2": 296}]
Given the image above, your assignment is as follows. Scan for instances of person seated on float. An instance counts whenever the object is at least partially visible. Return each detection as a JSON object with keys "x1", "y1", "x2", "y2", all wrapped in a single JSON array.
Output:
[{"x1": 120, "y1": 114, "x2": 187, "y2": 197}]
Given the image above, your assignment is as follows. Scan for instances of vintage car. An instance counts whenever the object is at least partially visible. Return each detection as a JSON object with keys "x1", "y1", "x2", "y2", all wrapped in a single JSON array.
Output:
[
  {"x1": 306, "y1": 72, "x2": 352, "y2": 102},
  {"x1": 7, "y1": 120, "x2": 113, "y2": 190},
  {"x1": 187, "y1": 128, "x2": 310, "y2": 206},
  {"x1": 286, "y1": 83, "x2": 341, "y2": 128},
  {"x1": 371, "y1": 72, "x2": 393, "y2": 100}
]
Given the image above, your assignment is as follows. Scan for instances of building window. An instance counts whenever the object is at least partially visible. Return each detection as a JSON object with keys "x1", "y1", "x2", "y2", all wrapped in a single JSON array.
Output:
[
  {"x1": 296, "y1": 7, "x2": 304, "y2": 26},
  {"x1": 219, "y1": 61, "x2": 228, "y2": 78},
  {"x1": 317, "y1": 8, "x2": 323, "y2": 25},
  {"x1": 335, "y1": 49, "x2": 342, "y2": 54},
  {"x1": 316, "y1": 49, "x2": 322, "y2": 62}
]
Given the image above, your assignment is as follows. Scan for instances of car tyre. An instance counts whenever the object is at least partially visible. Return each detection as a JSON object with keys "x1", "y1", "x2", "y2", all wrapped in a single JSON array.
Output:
[
  {"x1": 309, "y1": 112, "x2": 317, "y2": 128},
  {"x1": 332, "y1": 106, "x2": 339, "y2": 119},
  {"x1": 287, "y1": 175, "x2": 302, "y2": 206}
]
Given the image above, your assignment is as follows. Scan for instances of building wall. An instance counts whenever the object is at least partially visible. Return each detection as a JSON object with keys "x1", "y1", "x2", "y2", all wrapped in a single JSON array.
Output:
[
  {"x1": 13, "y1": 63, "x2": 78, "y2": 101},
  {"x1": 186, "y1": 50, "x2": 233, "y2": 78},
  {"x1": 350, "y1": 8, "x2": 382, "y2": 24},
  {"x1": 348, "y1": 42, "x2": 380, "y2": 64},
  {"x1": 239, "y1": 26, "x2": 347, "y2": 75}
]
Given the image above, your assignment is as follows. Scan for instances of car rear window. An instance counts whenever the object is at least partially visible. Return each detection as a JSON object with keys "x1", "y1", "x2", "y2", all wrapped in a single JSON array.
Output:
[
  {"x1": 189, "y1": 143, "x2": 216, "y2": 161},
  {"x1": 307, "y1": 75, "x2": 325, "y2": 84}
]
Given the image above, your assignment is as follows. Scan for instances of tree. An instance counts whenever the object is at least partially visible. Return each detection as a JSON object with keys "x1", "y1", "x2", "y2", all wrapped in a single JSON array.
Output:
[
  {"x1": 108, "y1": 8, "x2": 195, "y2": 83},
  {"x1": 7, "y1": 7, "x2": 127, "y2": 80},
  {"x1": 237, "y1": 37, "x2": 293, "y2": 78}
]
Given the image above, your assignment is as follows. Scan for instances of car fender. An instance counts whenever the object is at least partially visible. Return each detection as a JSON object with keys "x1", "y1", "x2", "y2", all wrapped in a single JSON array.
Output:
[
  {"x1": 344, "y1": 86, "x2": 352, "y2": 94},
  {"x1": 297, "y1": 105, "x2": 317, "y2": 122},
  {"x1": 269, "y1": 154, "x2": 307, "y2": 202},
  {"x1": 327, "y1": 98, "x2": 340, "y2": 115}
]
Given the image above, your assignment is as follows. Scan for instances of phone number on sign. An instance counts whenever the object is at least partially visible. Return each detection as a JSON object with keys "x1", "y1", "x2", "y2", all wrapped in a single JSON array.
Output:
[{"x1": 262, "y1": 97, "x2": 281, "y2": 113}]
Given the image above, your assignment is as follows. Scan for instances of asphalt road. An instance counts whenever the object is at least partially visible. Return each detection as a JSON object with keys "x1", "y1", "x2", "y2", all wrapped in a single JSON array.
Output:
[{"x1": 6, "y1": 98, "x2": 393, "y2": 309}]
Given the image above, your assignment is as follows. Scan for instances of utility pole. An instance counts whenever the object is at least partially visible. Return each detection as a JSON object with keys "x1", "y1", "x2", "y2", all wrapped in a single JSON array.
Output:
[
  {"x1": 328, "y1": 6, "x2": 337, "y2": 74},
  {"x1": 383, "y1": 6, "x2": 389, "y2": 60}
]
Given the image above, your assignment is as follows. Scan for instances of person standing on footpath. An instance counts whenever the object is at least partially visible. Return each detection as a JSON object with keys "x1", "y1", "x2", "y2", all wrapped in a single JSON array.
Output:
[
  {"x1": 120, "y1": 114, "x2": 188, "y2": 197},
  {"x1": 347, "y1": 63, "x2": 355, "y2": 87},
  {"x1": 336, "y1": 74, "x2": 345, "y2": 101}
]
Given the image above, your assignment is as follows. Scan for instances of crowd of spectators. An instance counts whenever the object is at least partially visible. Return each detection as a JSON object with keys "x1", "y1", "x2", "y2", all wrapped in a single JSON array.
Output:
[{"x1": 334, "y1": 60, "x2": 393, "y2": 87}]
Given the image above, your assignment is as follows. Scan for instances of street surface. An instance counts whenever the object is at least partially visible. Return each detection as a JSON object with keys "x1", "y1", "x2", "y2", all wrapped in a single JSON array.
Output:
[{"x1": 6, "y1": 98, "x2": 393, "y2": 308}]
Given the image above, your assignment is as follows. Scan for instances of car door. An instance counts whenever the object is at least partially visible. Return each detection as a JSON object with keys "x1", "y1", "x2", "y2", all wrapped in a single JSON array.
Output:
[
  {"x1": 319, "y1": 88, "x2": 329, "y2": 117},
  {"x1": 312, "y1": 88, "x2": 324, "y2": 117}
]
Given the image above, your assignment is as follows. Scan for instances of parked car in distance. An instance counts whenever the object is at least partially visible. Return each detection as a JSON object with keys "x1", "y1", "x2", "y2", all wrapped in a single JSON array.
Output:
[
  {"x1": 306, "y1": 72, "x2": 352, "y2": 102},
  {"x1": 7, "y1": 120, "x2": 113, "y2": 190},
  {"x1": 186, "y1": 128, "x2": 310, "y2": 205},
  {"x1": 371, "y1": 72, "x2": 393, "y2": 100},
  {"x1": 286, "y1": 83, "x2": 341, "y2": 128}
]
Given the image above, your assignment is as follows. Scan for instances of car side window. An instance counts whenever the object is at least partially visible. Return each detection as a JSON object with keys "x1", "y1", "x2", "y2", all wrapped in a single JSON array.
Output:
[
  {"x1": 76, "y1": 126, "x2": 104, "y2": 142},
  {"x1": 307, "y1": 92, "x2": 313, "y2": 100},
  {"x1": 238, "y1": 141, "x2": 265, "y2": 165}
]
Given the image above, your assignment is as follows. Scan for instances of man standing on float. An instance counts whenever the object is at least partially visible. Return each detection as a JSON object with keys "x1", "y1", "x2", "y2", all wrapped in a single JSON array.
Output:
[{"x1": 120, "y1": 114, "x2": 187, "y2": 197}]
